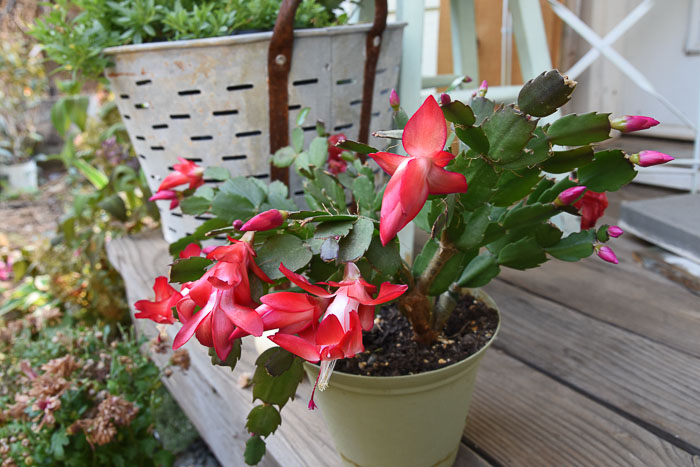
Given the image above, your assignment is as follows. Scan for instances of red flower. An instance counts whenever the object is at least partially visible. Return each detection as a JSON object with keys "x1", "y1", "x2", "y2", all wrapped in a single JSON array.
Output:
[
  {"x1": 134, "y1": 276, "x2": 181, "y2": 324},
  {"x1": 179, "y1": 243, "x2": 202, "y2": 259},
  {"x1": 327, "y1": 133, "x2": 347, "y2": 174},
  {"x1": 157, "y1": 157, "x2": 204, "y2": 192},
  {"x1": 574, "y1": 190, "x2": 609, "y2": 230},
  {"x1": 149, "y1": 189, "x2": 181, "y2": 209},
  {"x1": 369, "y1": 96, "x2": 468, "y2": 245},
  {"x1": 268, "y1": 263, "x2": 407, "y2": 407},
  {"x1": 172, "y1": 239, "x2": 273, "y2": 360}
]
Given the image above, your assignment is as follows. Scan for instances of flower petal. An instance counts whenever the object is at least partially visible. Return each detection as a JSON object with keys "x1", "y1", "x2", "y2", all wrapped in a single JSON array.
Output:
[
  {"x1": 431, "y1": 150, "x2": 456, "y2": 168},
  {"x1": 369, "y1": 152, "x2": 408, "y2": 176},
  {"x1": 260, "y1": 292, "x2": 314, "y2": 312},
  {"x1": 402, "y1": 96, "x2": 447, "y2": 157},
  {"x1": 316, "y1": 314, "x2": 345, "y2": 346},
  {"x1": 211, "y1": 308, "x2": 235, "y2": 361},
  {"x1": 269, "y1": 333, "x2": 320, "y2": 362},
  {"x1": 220, "y1": 289, "x2": 264, "y2": 336},
  {"x1": 362, "y1": 282, "x2": 408, "y2": 306},
  {"x1": 426, "y1": 166, "x2": 468, "y2": 195},
  {"x1": 173, "y1": 292, "x2": 216, "y2": 349},
  {"x1": 279, "y1": 264, "x2": 334, "y2": 298}
]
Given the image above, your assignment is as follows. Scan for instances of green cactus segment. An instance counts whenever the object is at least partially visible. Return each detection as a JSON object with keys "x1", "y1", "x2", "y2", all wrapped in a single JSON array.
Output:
[
  {"x1": 546, "y1": 112, "x2": 611, "y2": 146},
  {"x1": 578, "y1": 150, "x2": 637, "y2": 192},
  {"x1": 450, "y1": 205, "x2": 491, "y2": 251},
  {"x1": 428, "y1": 250, "x2": 474, "y2": 295},
  {"x1": 456, "y1": 156, "x2": 499, "y2": 210},
  {"x1": 535, "y1": 177, "x2": 578, "y2": 204},
  {"x1": 502, "y1": 203, "x2": 558, "y2": 229},
  {"x1": 470, "y1": 97, "x2": 496, "y2": 125},
  {"x1": 490, "y1": 168, "x2": 542, "y2": 207},
  {"x1": 517, "y1": 70, "x2": 576, "y2": 117},
  {"x1": 500, "y1": 127, "x2": 553, "y2": 170},
  {"x1": 455, "y1": 126, "x2": 489, "y2": 154},
  {"x1": 482, "y1": 106, "x2": 538, "y2": 164},
  {"x1": 527, "y1": 178, "x2": 556, "y2": 204},
  {"x1": 457, "y1": 253, "x2": 500, "y2": 287},
  {"x1": 534, "y1": 223, "x2": 563, "y2": 247},
  {"x1": 413, "y1": 238, "x2": 439, "y2": 277},
  {"x1": 442, "y1": 100, "x2": 476, "y2": 126},
  {"x1": 597, "y1": 225, "x2": 611, "y2": 242},
  {"x1": 497, "y1": 236, "x2": 548, "y2": 270},
  {"x1": 540, "y1": 145, "x2": 594, "y2": 174},
  {"x1": 546, "y1": 230, "x2": 596, "y2": 261}
]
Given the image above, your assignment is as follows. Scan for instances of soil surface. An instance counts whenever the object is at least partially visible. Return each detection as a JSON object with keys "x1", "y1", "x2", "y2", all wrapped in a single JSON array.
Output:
[{"x1": 335, "y1": 294, "x2": 499, "y2": 377}]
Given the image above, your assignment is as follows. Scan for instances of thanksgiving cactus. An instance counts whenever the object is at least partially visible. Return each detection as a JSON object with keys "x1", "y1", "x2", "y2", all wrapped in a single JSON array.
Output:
[{"x1": 137, "y1": 70, "x2": 672, "y2": 464}]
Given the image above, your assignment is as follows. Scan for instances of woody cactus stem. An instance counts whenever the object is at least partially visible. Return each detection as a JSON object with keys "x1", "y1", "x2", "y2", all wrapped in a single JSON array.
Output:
[{"x1": 399, "y1": 233, "x2": 459, "y2": 345}]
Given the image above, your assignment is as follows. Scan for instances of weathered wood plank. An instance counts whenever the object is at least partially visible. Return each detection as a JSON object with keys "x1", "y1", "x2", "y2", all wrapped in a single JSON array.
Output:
[
  {"x1": 484, "y1": 278, "x2": 700, "y2": 452},
  {"x1": 465, "y1": 350, "x2": 695, "y2": 467},
  {"x1": 496, "y1": 243, "x2": 700, "y2": 358}
]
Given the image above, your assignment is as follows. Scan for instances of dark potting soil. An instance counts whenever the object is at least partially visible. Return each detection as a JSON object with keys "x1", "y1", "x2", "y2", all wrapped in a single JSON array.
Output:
[{"x1": 334, "y1": 294, "x2": 499, "y2": 377}]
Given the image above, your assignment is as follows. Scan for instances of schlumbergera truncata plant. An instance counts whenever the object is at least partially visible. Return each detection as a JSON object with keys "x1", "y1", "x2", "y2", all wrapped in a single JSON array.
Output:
[{"x1": 135, "y1": 70, "x2": 672, "y2": 464}]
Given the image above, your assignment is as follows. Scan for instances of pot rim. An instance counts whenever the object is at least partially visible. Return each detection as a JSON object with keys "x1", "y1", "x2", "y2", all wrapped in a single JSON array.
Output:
[
  {"x1": 304, "y1": 288, "x2": 501, "y2": 395},
  {"x1": 104, "y1": 22, "x2": 407, "y2": 56}
]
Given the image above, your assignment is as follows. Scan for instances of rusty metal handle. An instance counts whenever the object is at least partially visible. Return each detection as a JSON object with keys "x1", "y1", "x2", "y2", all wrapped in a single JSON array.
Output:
[{"x1": 268, "y1": 0, "x2": 389, "y2": 183}]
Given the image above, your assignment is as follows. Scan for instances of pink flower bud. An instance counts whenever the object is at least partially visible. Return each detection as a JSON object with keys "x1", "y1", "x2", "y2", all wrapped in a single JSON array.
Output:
[
  {"x1": 389, "y1": 89, "x2": 400, "y2": 111},
  {"x1": 596, "y1": 245, "x2": 618, "y2": 264},
  {"x1": 440, "y1": 93, "x2": 451, "y2": 106},
  {"x1": 232, "y1": 219, "x2": 244, "y2": 230},
  {"x1": 608, "y1": 225, "x2": 624, "y2": 238},
  {"x1": 610, "y1": 115, "x2": 659, "y2": 133},
  {"x1": 477, "y1": 80, "x2": 488, "y2": 97},
  {"x1": 149, "y1": 189, "x2": 181, "y2": 210},
  {"x1": 555, "y1": 186, "x2": 586, "y2": 206},
  {"x1": 240, "y1": 209, "x2": 288, "y2": 232},
  {"x1": 629, "y1": 150, "x2": 674, "y2": 167}
]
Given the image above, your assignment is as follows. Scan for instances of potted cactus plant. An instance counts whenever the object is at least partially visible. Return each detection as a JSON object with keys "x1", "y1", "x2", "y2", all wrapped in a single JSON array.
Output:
[
  {"x1": 31, "y1": 0, "x2": 404, "y2": 242},
  {"x1": 133, "y1": 70, "x2": 673, "y2": 466}
]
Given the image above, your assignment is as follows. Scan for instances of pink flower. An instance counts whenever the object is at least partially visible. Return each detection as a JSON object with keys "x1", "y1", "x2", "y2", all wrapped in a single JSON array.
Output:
[
  {"x1": 574, "y1": 190, "x2": 609, "y2": 230},
  {"x1": 134, "y1": 276, "x2": 182, "y2": 324},
  {"x1": 179, "y1": 243, "x2": 202, "y2": 258},
  {"x1": 268, "y1": 263, "x2": 407, "y2": 407},
  {"x1": 149, "y1": 189, "x2": 181, "y2": 210},
  {"x1": 172, "y1": 238, "x2": 273, "y2": 360},
  {"x1": 369, "y1": 96, "x2": 468, "y2": 245},
  {"x1": 630, "y1": 150, "x2": 674, "y2": 167},
  {"x1": 608, "y1": 226, "x2": 624, "y2": 238},
  {"x1": 327, "y1": 133, "x2": 347, "y2": 174},
  {"x1": 596, "y1": 245, "x2": 618, "y2": 264},
  {"x1": 157, "y1": 157, "x2": 204, "y2": 191},
  {"x1": 439, "y1": 93, "x2": 451, "y2": 106},
  {"x1": 610, "y1": 115, "x2": 659, "y2": 133},
  {"x1": 555, "y1": 186, "x2": 586, "y2": 206},
  {"x1": 240, "y1": 209, "x2": 287, "y2": 232},
  {"x1": 389, "y1": 89, "x2": 400, "y2": 111}
]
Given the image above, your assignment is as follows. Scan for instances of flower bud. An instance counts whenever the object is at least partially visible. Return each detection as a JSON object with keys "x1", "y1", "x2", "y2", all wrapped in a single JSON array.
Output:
[
  {"x1": 240, "y1": 209, "x2": 288, "y2": 232},
  {"x1": 610, "y1": 115, "x2": 659, "y2": 133},
  {"x1": 608, "y1": 225, "x2": 624, "y2": 238},
  {"x1": 439, "y1": 93, "x2": 451, "y2": 106},
  {"x1": 596, "y1": 245, "x2": 618, "y2": 264},
  {"x1": 232, "y1": 219, "x2": 244, "y2": 230},
  {"x1": 554, "y1": 186, "x2": 586, "y2": 206},
  {"x1": 477, "y1": 80, "x2": 488, "y2": 97},
  {"x1": 628, "y1": 150, "x2": 674, "y2": 167},
  {"x1": 389, "y1": 89, "x2": 400, "y2": 111},
  {"x1": 149, "y1": 189, "x2": 181, "y2": 210}
]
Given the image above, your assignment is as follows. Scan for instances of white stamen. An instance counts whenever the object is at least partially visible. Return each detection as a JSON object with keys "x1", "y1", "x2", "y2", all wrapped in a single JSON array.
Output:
[{"x1": 318, "y1": 359, "x2": 337, "y2": 391}]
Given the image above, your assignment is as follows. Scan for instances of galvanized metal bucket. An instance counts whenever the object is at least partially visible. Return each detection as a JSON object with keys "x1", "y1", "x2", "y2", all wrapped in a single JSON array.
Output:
[{"x1": 104, "y1": 23, "x2": 404, "y2": 243}]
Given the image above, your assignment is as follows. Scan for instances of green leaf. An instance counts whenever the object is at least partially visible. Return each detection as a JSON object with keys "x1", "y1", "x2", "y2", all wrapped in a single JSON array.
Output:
[
  {"x1": 540, "y1": 145, "x2": 594, "y2": 174},
  {"x1": 470, "y1": 97, "x2": 495, "y2": 125},
  {"x1": 353, "y1": 175, "x2": 375, "y2": 211},
  {"x1": 537, "y1": 177, "x2": 577, "y2": 204},
  {"x1": 314, "y1": 220, "x2": 355, "y2": 239},
  {"x1": 373, "y1": 129, "x2": 403, "y2": 139},
  {"x1": 210, "y1": 192, "x2": 256, "y2": 223},
  {"x1": 168, "y1": 218, "x2": 229, "y2": 256},
  {"x1": 517, "y1": 70, "x2": 576, "y2": 117},
  {"x1": 413, "y1": 238, "x2": 438, "y2": 277},
  {"x1": 308, "y1": 137, "x2": 329, "y2": 167},
  {"x1": 497, "y1": 236, "x2": 547, "y2": 270},
  {"x1": 253, "y1": 348, "x2": 304, "y2": 408},
  {"x1": 336, "y1": 139, "x2": 378, "y2": 155},
  {"x1": 337, "y1": 217, "x2": 374, "y2": 262},
  {"x1": 577, "y1": 149, "x2": 637, "y2": 192},
  {"x1": 220, "y1": 177, "x2": 266, "y2": 207},
  {"x1": 457, "y1": 156, "x2": 499, "y2": 210},
  {"x1": 272, "y1": 146, "x2": 297, "y2": 168},
  {"x1": 500, "y1": 127, "x2": 552, "y2": 171},
  {"x1": 246, "y1": 405, "x2": 282, "y2": 438},
  {"x1": 296, "y1": 107, "x2": 311, "y2": 126},
  {"x1": 203, "y1": 166, "x2": 230, "y2": 181},
  {"x1": 170, "y1": 256, "x2": 213, "y2": 283},
  {"x1": 527, "y1": 178, "x2": 555, "y2": 205},
  {"x1": 256, "y1": 234, "x2": 312, "y2": 279},
  {"x1": 179, "y1": 196, "x2": 210, "y2": 215},
  {"x1": 502, "y1": 203, "x2": 557, "y2": 229},
  {"x1": 320, "y1": 237, "x2": 339, "y2": 262},
  {"x1": 51, "y1": 98, "x2": 70, "y2": 136},
  {"x1": 66, "y1": 96, "x2": 89, "y2": 131},
  {"x1": 365, "y1": 236, "x2": 401, "y2": 277},
  {"x1": 442, "y1": 100, "x2": 476, "y2": 126},
  {"x1": 482, "y1": 106, "x2": 537, "y2": 164},
  {"x1": 445, "y1": 75, "x2": 470, "y2": 92},
  {"x1": 457, "y1": 253, "x2": 500, "y2": 287},
  {"x1": 209, "y1": 340, "x2": 242, "y2": 370},
  {"x1": 546, "y1": 112, "x2": 611, "y2": 146},
  {"x1": 428, "y1": 250, "x2": 473, "y2": 295},
  {"x1": 451, "y1": 205, "x2": 490, "y2": 251},
  {"x1": 50, "y1": 430, "x2": 69, "y2": 460},
  {"x1": 455, "y1": 126, "x2": 489, "y2": 154},
  {"x1": 194, "y1": 185, "x2": 215, "y2": 200},
  {"x1": 597, "y1": 224, "x2": 611, "y2": 243},
  {"x1": 292, "y1": 127, "x2": 304, "y2": 153},
  {"x1": 535, "y1": 223, "x2": 563, "y2": 247},
  {"x1": 98, "y1": 194, "x2": 127, "y2": 222},
  {"x1": 413, "y1": 200, "x2": 441, "y2": 232},
  {"x1": 244, "y1": 436, "x2": 266, "y2": 465},
  {"x1": 490, "y1": 168, "x2": 542, "y2": 207},
  {"x1": 73, "y1": 158, "x2": 109, "y2": 189},
  {"x1": 546, "y1": 230, "x2": 596, "y2": 261}
]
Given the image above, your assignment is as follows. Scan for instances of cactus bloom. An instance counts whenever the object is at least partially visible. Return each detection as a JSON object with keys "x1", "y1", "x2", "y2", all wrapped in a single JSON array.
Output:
[
  {"x1": 555, "y1": 186, "x2": 587, "y2": 206},
  {"x1": 610, "y1": 115, "x2": 659, "y2": 133},
  {"x1": 327, "y1": 133, "x2": 348, "y2": 174},
  {"x1": 608, "y1": 226, "x2": 624, "y2": 238},
  {"x1": 574, "y1": 190, "x2": 609, "y2": 230},
  {"x1": 596, "y1": 245, "x2": 618, "y2": 264},
  {"x1": 629, "y1": 150, "x2": 674, "y2": 167},
  {"x1": 134, "y1": 277, "x2": 181, "y2": 324},
  {"x1": 149, "y1": 189, "x2": 181, "y2": 209},
  {"x1": 389, "y1": 89, "x2": 400, "y2": 111},
  {"x1": 240, "y1": 209, "x2": 288, "y2": 232},
  {"x1": 157, "y1": 157, "x2": 204, "y2": 191},
  {"x1": 369, "y1": 96, "x2": 468, "y2": 245}
]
